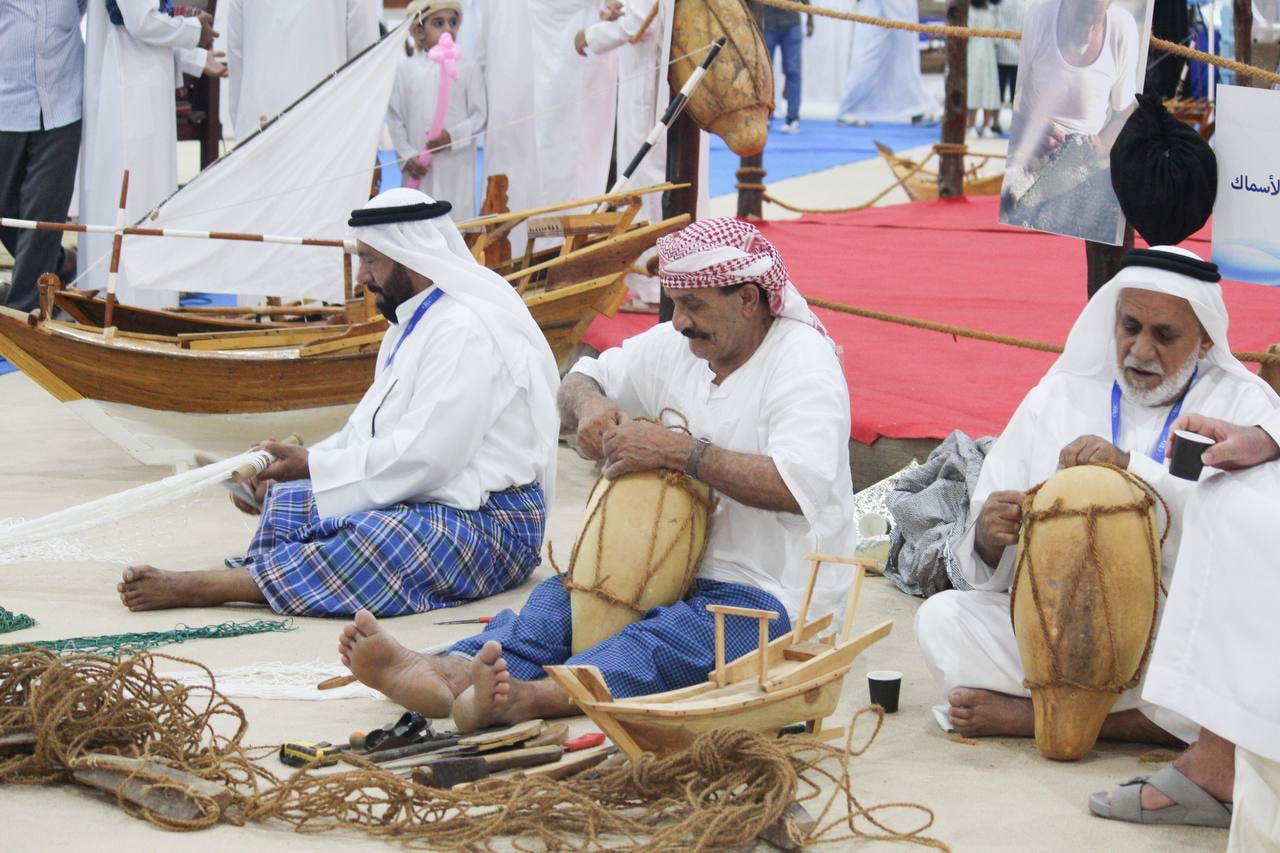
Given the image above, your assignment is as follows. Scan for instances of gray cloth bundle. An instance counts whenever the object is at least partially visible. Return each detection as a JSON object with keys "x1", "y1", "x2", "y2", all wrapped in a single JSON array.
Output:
[{"x1": 884, "y1": 430, "x2": 993, "y2": 597}]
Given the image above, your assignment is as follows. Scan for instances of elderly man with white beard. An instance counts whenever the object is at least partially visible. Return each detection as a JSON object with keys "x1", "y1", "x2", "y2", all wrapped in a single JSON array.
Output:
[{"x1": 914, "y1": 245, "x2": 1280, "y2": 749}]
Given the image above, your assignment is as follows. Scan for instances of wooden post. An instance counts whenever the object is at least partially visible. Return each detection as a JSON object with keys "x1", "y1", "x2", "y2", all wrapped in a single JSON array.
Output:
[
  {"x1": 1232, "y1": 0, "x2": 1252, "y2": 84},
  {"x1": 736, "y1": 153, "x2": 765, "y2": 220},
  {"x1": 1084, "y1": 225, "x2": 1134, "y2": 300},
  {"x1": 342, "y1": 251, "x2": 353, "y2": 302},
  {"x1": 939, "y1": 0, "x2": 970, "y2": 199},
  {"x1": 757, "y1": 616, "x2": 770, "y2": 688},
  {"x1": 713, "y1": 610, "x2": 726, "y2": 685},
  {"x1": 660, "y1": 112, "x2": 701, "y2": 322}
]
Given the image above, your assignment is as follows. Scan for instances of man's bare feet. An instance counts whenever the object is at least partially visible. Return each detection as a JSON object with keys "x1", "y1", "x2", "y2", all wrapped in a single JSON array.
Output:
[
  {"x1": 452, "y1": 640, "x2": 514, "y2": 732},
  {"x1": 117, "y1": 565, "x2": 264, "y2": 611},
  {"x1": 338, "y1": 609, "x2": 469, "y2": 719},
  {"x1": 948, "y1": 687, "x2": 1035, "y2": 737}
]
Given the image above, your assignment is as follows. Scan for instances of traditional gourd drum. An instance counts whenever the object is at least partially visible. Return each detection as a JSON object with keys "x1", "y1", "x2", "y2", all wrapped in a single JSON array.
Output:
[
  {"x1": 670, "y1": 0, "x2": 773, "y2": 156},
  {"x1": 1011, "y1": 464, "x2": 1163, "y2": 761},
  {"x1": 564, "y1": 470, "x2": 714, "y2": 654}
]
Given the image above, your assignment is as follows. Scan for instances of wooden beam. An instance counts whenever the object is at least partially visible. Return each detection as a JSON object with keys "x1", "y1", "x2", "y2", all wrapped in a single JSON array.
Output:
[
  {"x1": 1233, "y1": 0, "x2": 1253, "y2": 83},
  {"x1": 736, "y1": 153, "x2": 764, "y2": 220},
  {"x1": 939, "y1": 0, "x2": 969, "y2": 199},
  {"x1": 1084, "y1": 226, "x2": 1134, "y2": 300},
  {"x1": 661, "y1": 112, "x2": 702, "y2": 322}
]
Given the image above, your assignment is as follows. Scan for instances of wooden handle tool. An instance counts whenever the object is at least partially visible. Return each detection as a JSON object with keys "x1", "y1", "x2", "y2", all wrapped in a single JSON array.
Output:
[
  {"x1": 409, "y1": 744, "x2": 565, "y2": 788},
  {"x1": 230, "y1": 433, "x2": 302, "y2": 483}
]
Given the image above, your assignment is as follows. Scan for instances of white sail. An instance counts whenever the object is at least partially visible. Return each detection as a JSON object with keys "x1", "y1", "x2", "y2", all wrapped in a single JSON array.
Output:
[{"x1": 122, "y1": 21, "x2": 409, "y2": 302}]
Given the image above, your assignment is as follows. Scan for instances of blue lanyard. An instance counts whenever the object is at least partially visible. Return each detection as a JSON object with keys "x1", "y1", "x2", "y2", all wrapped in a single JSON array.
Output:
[
  {"x1": 1110, "y1": 365, "x2": 1198, "y2": 464},
  {"x1": 384, "y1": 288, "x2": 444, "y2": 371}
]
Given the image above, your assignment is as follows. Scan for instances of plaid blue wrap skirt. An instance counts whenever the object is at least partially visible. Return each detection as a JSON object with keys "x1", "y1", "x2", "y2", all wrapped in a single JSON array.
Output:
[{"x1": 228, "y1": 480, "x2": 545, "y2": 617}]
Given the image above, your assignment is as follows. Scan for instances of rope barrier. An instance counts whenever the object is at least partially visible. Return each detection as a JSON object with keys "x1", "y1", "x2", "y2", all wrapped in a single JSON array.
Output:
[
  {"x1": 804, "y1": 295, "x2": 1280, "y2": 366},
  {"x1": 751, "y1": 0, "x2": 1280, "y2": 88}
]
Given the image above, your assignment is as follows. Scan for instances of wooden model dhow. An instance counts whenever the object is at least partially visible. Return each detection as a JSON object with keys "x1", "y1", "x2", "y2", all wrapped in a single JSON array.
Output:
[
  {"x1": 546, "y1": 554, "x2": 893, "y2": 759},
  {"x1": 874, "y1": 141, "x2": 1005, "y2": 202},
  {"x1": 0, "y1": 209, "x2": 686, "y2": 464}
]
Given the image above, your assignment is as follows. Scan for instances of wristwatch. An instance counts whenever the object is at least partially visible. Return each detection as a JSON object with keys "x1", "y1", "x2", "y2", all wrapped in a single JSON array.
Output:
[{"x1": 684, "y1": 436, "x2": 712, "y2": 478}]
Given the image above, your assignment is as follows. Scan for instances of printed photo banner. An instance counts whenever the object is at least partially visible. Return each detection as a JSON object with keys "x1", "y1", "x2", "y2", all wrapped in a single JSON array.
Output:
[
  {"x1": 1212, "y1": 85, "x2": 1280, "y2": 287},
  {"x1": 997, "y1": 0, "x2": 1155, "y2": 245}
]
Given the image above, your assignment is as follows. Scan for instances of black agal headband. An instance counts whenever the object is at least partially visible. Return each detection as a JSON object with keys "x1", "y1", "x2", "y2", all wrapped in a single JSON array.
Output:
[
  {"x1": 348, "y1": 200, "x2": 453, "y2": 228},
  {"x1": 1117, "y1": 248, "x2": 1221, "y2": 283}
]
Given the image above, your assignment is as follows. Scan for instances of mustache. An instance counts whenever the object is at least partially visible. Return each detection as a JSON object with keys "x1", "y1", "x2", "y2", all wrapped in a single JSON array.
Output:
[
  {"x1": 681, "y1": 329, "x2": 711, "y2": 341},
  {"x1": 1123, "y1": 354, "x2": 1164, "y2": 376}
]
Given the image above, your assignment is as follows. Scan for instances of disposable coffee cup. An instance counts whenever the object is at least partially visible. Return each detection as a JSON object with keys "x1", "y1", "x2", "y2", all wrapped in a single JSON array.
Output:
[
  {"x1": 867, "y1": 670, "x2": 902, "y2": 713},
  {"x1": 858, "y1": 512, "x2": 890, "y2": 538},
  {"x1": 1169, "y1": 429, "x2": 1215, "y2": 481}
]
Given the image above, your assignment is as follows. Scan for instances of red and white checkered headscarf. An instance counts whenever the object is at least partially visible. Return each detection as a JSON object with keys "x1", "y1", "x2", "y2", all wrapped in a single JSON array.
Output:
[{"x1": 657, "y1": 218, "x2": 832, "y2": 342}]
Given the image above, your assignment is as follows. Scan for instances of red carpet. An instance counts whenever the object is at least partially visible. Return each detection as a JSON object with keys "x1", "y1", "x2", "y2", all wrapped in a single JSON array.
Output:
[{"x1": 583, "y1": 196, "x2": 1278, "y2": 444}]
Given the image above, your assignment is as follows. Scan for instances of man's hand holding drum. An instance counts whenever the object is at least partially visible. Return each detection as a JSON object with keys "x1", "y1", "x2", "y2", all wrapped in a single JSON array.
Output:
[
  {"x1": 575, "y1": 397, "x2": 627, "y2": 460},
  {"x1": 599, "y1": 419, "x2": 690, "y2": 480},
  {"x1": 1057, "y1": 435, "x2": 1131, "y2": 471},
  {"x1": 975, "y1": 489, "x2": 1026, "y2": 568}
]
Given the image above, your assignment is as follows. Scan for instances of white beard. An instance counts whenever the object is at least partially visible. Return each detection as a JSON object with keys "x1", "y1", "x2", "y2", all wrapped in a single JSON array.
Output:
[{"x1": 1118, "y1": 352, "x2": 1199, "y2": 407}]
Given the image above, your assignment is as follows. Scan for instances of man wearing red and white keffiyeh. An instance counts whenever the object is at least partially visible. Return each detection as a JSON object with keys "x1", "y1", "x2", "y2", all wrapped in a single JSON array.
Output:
[{"x1": 656, "y1": 217, "x2": 833, "y2": 344}]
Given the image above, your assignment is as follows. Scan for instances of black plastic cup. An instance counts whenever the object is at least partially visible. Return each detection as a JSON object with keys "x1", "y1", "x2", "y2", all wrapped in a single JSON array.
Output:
[
  {"x1": 867, "y1": 670, "x2": 902, "y2": 713},
  {"x1": 1169, "y1": 429, "x2": 1215, "y2": 481}
]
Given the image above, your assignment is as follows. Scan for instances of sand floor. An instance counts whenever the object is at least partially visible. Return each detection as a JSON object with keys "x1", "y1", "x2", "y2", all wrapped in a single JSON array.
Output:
[{"x1": 0, "y1": 370, "x2": 1225, "y2": 852}]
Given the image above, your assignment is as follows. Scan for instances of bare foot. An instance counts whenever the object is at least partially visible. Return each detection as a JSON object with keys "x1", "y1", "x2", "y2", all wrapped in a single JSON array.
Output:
[
  {"x1": 452, "y1": 640, "x2": 515, "y2": 732},
  {"x1": 117, "y1": 565, "x2": 264, "y2": 611},
  {"x1": 948, "y1": 687, "x2": 1034, "y2": 737},
  {"x1": 339, "y1": 610, "x2": 465, "y2": 719}
]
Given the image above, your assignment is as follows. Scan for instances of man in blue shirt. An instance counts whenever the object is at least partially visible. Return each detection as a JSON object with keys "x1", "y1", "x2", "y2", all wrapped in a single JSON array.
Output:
[{"x1": 0, "y1": 0, "x2": 86, "y2": 312}]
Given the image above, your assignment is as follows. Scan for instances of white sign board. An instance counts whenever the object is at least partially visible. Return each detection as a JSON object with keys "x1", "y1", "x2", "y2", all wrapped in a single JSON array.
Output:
[{"x1": 1212, "y1": 85, "x2": 1280, "y2": 286}]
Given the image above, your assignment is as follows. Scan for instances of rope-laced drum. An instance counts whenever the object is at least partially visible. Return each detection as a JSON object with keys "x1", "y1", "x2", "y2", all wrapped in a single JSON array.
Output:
[
  {"x1": 671, "y1": 0, "x2": 773, "y2": 157},
  {"x1": 560, "y1": 415, "x2": 716, "y2": 654},
  {"x1": 1010, "y1": 464, "x2": 1167, "y2": 761}
]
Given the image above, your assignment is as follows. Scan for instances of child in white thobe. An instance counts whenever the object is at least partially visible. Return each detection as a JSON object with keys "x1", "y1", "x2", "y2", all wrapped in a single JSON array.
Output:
[{"x1": 387, "y1": 1, "x2": 487, "y2": 219}]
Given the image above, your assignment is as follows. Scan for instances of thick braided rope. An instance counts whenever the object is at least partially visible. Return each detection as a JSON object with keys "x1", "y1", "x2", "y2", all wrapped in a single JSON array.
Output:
[
  {"x1": 804, "y1": 296, "x2": 1280, "y2": 366},
  {"x1": 752, "y1": 0, "x2": 1280, "y2": 87}
]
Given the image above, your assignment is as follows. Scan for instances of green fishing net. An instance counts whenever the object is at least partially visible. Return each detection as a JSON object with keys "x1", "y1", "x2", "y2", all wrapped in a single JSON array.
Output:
[{"x1": 1, "y1": 618, "x2": 294, "y2": 657}]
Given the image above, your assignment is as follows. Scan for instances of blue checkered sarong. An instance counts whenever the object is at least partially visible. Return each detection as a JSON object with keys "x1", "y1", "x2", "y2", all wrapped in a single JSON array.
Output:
[
  {"x1": 448, "y1": 576, "x2": 791, "y2": 698},
  {"x1": 228, "y1": 480, "x2": 545, "y2": 617}
]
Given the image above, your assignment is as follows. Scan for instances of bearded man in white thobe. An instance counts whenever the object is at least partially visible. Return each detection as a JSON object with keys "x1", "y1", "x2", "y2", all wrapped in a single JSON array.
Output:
[
  {"x1": 577, "y1": 0, "x2": 670, "y2": 305},
  {"x1": 80, "y1": 1, "x2": 226, "y2": 308},
  {"x1": 332, "y1": 218, "x2": 859, "y2": 729},
  {"x1": 224, "y1": 0, "x2": 378, "y2": 140},
  {"x1": 915, "y1": 246, "x2": 1280, "y2": 749},
  {"x1": 1089, "y1": 411, "x2": 1280, "y2": 838},
  {"x1": 118, "y1": 189, "x2": 560, "y2": 618}
]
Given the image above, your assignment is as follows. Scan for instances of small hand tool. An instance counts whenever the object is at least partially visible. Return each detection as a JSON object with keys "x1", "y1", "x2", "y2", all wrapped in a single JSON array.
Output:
[
  {"x1": 434, "y1": 615, "x2": 493, "y2": 625},
  {"x1": 409, "y1": 744, "x2": 565, "y2": 788}
]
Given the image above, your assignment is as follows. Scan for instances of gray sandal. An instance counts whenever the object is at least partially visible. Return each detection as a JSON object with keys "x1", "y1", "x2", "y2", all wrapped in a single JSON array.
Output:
[{"x1": 1088, "y1": 765, "x2": 1233, "y2": 828}]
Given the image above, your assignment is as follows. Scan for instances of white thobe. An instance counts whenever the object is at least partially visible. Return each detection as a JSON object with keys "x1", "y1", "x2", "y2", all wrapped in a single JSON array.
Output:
[
  {"x1": 836, "y1": 0, "x2": 939, "y2": 124},
  {"x1": 914, "y1": 363, "x2": 1279, "y2": 741},
  {"x1": 1145, "y1": 410, "x2": 1280, "y2": 849},
  {"x1": 530, "y1": 1, "x2": 617, "y2": 220},
  {"x1": 308, "y1": 287, "x2": 542, "y2": 519},
  {"x1": 586, "y1": 1, "x2": 668, "y2": 303},
  {"x1": 80, "y1": 0, "x2": 206, "y2": 308},
  {"x1": 224, "y1": 0, "x2": 379, "y2": 140},
  {"x1": 387, "y1": 54, "x2": 487, "y2": 219},
  {"x1": 570, "y1": 319, "x2": 857, "y2": 621},
  {"x1": 474, "y1": 0, "x2": 539, "y2": 251}
]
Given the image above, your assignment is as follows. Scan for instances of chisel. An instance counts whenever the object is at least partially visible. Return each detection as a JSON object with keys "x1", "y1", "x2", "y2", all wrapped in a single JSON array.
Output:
[{"x1": 407, "y1": 744, "x2": 565, "y2": 788}]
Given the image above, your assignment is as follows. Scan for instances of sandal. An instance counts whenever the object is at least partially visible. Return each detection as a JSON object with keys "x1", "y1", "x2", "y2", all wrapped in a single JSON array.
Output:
[{"x1": 1088, "y1": 765, "x2": 1232, "y2": 828}]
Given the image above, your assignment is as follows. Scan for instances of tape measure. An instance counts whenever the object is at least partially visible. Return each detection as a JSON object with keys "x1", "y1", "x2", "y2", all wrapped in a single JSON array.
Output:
[{"x1": 278, "y1": 741, "x2": 343, "y2": 768}]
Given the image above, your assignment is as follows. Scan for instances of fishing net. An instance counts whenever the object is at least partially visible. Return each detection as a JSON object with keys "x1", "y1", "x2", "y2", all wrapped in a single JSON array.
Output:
[
  {"x1": 0, "y1": 606, "x2": 35, "y2": 635},
  {"x1": 1, "y1": 620, "x2": 294, "y2": 658},
  {"x1": 0, "y1": 649, "x2": 949, "y2": 849}
]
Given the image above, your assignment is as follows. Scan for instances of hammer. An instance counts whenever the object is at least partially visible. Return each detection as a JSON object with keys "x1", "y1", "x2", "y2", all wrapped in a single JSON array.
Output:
[{"x1": 408, "y1": 744, "x2": 565, "y2": 788}]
